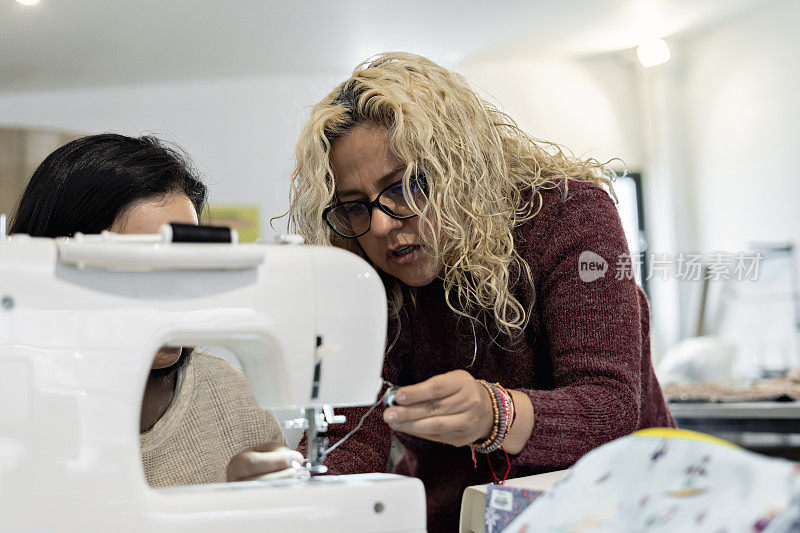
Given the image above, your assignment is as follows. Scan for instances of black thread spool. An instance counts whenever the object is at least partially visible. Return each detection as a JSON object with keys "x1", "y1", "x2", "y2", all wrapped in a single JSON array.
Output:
[{"x1": 167, "y1": 223, "x2": 236, "y2": 243}]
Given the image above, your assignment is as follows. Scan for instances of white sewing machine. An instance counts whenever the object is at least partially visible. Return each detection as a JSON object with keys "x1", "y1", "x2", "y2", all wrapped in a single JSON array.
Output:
[{"x1": 0, "y1": 227, "x2": 426, "y2": 532}]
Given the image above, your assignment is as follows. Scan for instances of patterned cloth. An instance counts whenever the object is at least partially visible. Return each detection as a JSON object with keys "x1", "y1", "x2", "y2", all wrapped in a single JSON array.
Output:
[
  {"x1": 504, "y1": 428, "x2": 800, "y2": 532},
  {"x1": 484, "y1": 485, "x2": 544, "y2": 533}
]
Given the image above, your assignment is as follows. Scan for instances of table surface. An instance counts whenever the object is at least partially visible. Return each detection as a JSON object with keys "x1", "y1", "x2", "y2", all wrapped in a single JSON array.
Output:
[{"x1": 668, "y1": 401, "x2": 800, "y2": 419}]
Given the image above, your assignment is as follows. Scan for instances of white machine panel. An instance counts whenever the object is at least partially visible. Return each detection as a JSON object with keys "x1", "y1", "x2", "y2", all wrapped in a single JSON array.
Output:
[{"x1": 0, "y1": 234, "x2": 425, "y2": 532}]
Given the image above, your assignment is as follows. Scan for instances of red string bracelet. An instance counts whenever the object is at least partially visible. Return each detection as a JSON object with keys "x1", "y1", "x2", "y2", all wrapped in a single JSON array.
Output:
[{"x1": 487, "y1": 447, "x2": 512, "y2": 485}]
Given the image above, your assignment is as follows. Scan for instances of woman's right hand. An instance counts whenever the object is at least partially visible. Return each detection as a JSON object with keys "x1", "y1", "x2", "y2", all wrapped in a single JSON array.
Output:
[{"x1": 226, "y1": 442, "x2": 306, "y2": 482}]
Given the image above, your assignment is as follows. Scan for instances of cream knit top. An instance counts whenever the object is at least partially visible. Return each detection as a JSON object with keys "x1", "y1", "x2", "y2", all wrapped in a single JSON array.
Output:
[{"x1": 140, "y1": 352, "x2": 286, "y2": 487}]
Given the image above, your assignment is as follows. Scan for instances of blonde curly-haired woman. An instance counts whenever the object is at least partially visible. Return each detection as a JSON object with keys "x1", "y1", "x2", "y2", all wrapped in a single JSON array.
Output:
[{"x1": 285, "y1": 52, "x2": 675, "y2": 531}]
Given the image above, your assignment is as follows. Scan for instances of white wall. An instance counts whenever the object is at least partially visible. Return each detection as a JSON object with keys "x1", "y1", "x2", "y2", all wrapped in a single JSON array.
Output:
[
  {"x1": 0, "y1": 73, "x2": 343, "y2": 238},
  {"x1": 681, "y1": 0, "x2": 800, "y2": 254},
  {"x1": 458, "y1": 55, "x2": 643, "y2": 169}
]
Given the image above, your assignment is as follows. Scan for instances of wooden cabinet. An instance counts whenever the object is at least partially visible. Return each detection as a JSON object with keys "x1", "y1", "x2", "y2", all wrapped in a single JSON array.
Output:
[{"x1": 0, "y1": 128, "x2": 79, "y2": 220}]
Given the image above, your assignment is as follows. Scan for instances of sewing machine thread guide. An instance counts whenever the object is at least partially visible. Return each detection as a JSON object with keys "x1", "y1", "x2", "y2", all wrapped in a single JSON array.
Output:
[{"x1": 311, "y1": 335, "x2": 322, "y2": 399}]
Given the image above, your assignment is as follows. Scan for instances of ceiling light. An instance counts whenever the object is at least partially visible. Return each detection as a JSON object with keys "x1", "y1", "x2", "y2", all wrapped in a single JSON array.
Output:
[
  {"x1": 636, "y1": 39, "x2": 670, "y2": 68},
  {"x1": 16, "y1": 0, "x2": 41, "y2": 5},
  {"x1": 636, "y1": 39, "x2": 671, "y2": 68}
]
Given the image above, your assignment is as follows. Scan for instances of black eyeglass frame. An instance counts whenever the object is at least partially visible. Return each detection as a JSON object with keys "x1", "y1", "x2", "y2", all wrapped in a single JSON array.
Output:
[{"x1": 322, "y1": 173, "x2": 427, "y2": 239}]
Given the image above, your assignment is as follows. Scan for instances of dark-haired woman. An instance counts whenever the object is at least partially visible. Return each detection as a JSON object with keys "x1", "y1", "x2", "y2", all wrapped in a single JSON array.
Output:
[{"x1": 10, "y1": 133, "x2": 297, "y2": 486}]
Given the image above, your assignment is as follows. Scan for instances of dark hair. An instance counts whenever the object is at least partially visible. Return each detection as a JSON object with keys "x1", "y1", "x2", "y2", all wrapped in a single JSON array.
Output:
[{"x1": 10, "y1": 133, "x2": 207, "y2": 237}]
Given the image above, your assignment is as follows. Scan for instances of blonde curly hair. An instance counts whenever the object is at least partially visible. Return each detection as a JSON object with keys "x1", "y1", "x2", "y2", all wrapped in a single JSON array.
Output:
[{"x1": 286, "y1": 52, "x2": 615, "y2": 338}]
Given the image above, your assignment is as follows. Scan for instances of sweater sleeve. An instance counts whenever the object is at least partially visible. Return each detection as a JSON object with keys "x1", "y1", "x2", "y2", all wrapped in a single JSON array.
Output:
[{"x1": 513, "y1": 184, "x2": 645, "y2": 470}]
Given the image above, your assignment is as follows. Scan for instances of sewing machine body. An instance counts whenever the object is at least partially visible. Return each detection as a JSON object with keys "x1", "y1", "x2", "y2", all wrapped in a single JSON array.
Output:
[{"x1": 0, "y1": 235, "x2": 426, "y2": 532}]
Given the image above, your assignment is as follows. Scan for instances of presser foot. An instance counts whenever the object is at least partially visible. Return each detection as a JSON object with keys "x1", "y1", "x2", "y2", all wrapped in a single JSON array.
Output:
[{"x1": 303, "y1": 461, "x2": 329, "y2": 475}]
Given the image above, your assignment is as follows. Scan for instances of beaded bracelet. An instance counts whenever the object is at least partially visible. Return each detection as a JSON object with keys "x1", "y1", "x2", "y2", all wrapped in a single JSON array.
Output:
[
  {"x1": 471, "y1": 380, "x2": 511, "y2": 453},
  {"x1": 470, "y1": 380, "x2": 516, "y2": 484},
  {"x1": 493, "y1": 382, "x2": 516, "y2": 432},
  {"x1": 471, "y1": 380, "x2": 501, "y2": 450},
  {"x1": 484, "y1": 383, "x2": 508, "y2": 452}
]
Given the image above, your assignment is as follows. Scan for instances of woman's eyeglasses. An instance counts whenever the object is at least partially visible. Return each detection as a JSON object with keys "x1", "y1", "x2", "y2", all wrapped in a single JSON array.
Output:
[{"x1": 323, "y1": 174, "x2": 427, "y2": 238}]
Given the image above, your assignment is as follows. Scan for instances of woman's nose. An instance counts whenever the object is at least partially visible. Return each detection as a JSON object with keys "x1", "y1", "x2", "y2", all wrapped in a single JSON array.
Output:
[{"x1": 369, "y1": 207, "x2": 402, "y2": 237}]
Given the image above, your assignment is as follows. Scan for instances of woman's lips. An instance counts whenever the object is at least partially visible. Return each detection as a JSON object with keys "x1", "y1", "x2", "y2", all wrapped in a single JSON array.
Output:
[{"x1": 388, "y1": 245, "x2": 419, "y2": 265}]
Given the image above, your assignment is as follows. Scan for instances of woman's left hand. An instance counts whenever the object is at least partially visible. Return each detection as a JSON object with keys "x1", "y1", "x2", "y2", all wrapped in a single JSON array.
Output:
[{"x1": 382, "y1": 369, "x2": 494, "y2": 447}]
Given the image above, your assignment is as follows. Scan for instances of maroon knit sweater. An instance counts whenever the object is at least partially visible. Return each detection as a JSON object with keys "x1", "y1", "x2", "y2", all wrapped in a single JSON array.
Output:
[{"x1": 301, "y1": 180, "x2": 675, "y2": 532}]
